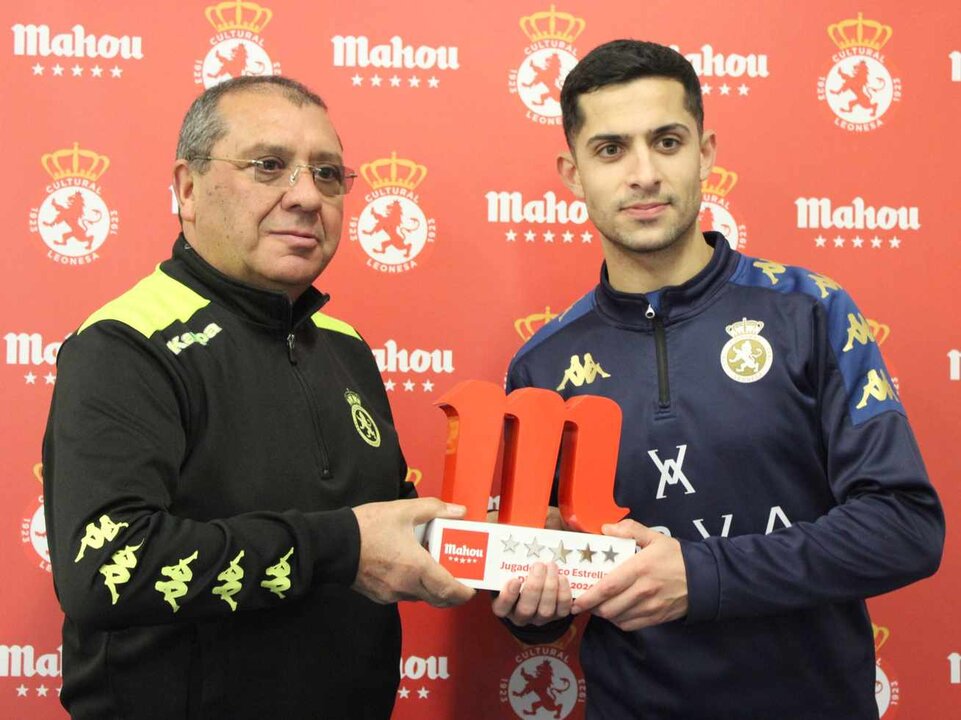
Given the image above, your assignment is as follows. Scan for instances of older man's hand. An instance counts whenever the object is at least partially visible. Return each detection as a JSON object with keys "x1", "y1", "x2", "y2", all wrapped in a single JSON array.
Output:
[{"x1": 352, "y1": 498, "x2": 476, "y2": 607}]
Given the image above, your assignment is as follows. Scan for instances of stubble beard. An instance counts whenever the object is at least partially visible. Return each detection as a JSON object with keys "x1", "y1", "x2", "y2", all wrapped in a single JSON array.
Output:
[{"x1": 599, "y1": 200, "x2": 701, "y2": 259}]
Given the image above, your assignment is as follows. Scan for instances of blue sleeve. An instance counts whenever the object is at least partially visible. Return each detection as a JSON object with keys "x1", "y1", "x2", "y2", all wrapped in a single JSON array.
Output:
[{"x1": 683, "y1": 293, "x2": 944, "y2": 622}]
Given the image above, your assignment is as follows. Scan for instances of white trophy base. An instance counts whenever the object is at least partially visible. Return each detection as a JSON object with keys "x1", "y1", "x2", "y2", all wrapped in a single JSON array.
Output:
[{"x1": 420, "y1": 518, "x2": 636, "y2": 597}]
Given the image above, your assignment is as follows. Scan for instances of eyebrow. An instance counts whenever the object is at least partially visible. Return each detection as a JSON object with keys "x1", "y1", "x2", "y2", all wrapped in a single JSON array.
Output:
[
  {"x1": 585, "y1": 123, "x2": 693, "y2": 146},
  {"x1": 240, "y1": 142, "x2": 344, "y2": 164}
]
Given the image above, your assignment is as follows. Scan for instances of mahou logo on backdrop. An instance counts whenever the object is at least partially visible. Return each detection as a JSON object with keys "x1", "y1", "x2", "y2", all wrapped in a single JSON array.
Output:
[
  {"x1": 194, "y1": 0, "x2": 280, "y2": 88},
  {"x1": 331, "y1": 33, "x2": 459, "y2": 90},
  {"x1": 817, "y1": 13, "x2": 901, "y2": 132},
  {"x1": 372, "y1": 339, "x2": 454, "y2": 394},
  {"x1": 396, "y1": 655, "x2": 449, "y2": 704},
  {"x1": 5, "y1": 331, "x2": 63, "y2": 386},
  {"x1": 795, "y1": 196, "x2": 919, "y2": 250},
  {"x1": 11, "y1": 21, "x2": 143, "y2": 80},
  {"x1": 669, "y1": 43, "x2": 769, "y2": 98},
  {"x1": 699, "y1": 166, "x2": 748, "y2": 250},
  {"x1": 500, "y1": 632, "x2": 585, "y2": 719},
  {"x1": 487, "y1": 189, "x2": 594, "y2": 246},
  {"x1": 349, "y1": 152, "x2": 436, "y2": 273},
  {"x1": 0, "y1": 641, "x2": 61, "y2": 702},
  {"x1": 20, "y1": 464, "x2": 49, "y2": 574},
  {"x1": 508, "y1": 6, "x2": 585, "y2": 126},
  {"x1": 29, "y1": 143, "x2": 118, "y2": 266},
  {"x1": 952, "y1": 51, "x2": 961, "y2": 82}
]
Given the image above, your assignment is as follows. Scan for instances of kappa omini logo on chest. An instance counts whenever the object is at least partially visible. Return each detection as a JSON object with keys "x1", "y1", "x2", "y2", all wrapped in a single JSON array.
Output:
[
  {"x1": 556, "y1": 352, "x2": 610, "y2": 391},
  {"x1": 721, "y1": 317, "x2": 773, "y2": 383}
]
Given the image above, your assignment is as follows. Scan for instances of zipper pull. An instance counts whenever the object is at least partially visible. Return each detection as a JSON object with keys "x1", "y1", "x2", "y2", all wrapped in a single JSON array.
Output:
[
  {"x1": 645, "y1": 304, "x2": 656, "y2": 319},
  {"x1": 287, "y1": 333, "x2": 297, "y2": 364}
]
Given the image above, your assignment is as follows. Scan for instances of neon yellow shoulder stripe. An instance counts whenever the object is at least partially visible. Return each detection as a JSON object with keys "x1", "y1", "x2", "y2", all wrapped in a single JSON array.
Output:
[
  {"x1": 78, "y1": 267, "x2": 210, "y2": 337},
  {"x1": 311, "y1": 312, "x2": 361, "y2": 340}
]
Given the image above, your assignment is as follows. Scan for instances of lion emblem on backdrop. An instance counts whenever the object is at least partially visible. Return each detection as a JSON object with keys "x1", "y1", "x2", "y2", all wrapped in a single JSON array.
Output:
[
  {"x1": 831, "y1": 60, "x2": 886, "y2": 117},
  {"x1": 513, "y1": 659, "x2": 572, "y2": 718},
  {"x1": 363, "y1": 199, "x2": 420, "y2": 259},
  {"x1": 207, "y1": 42, "x2": 267, "y2": 81},
  {"x1": 44, "y1": 191, "x2": 102, "y2": 248},
  {"x1": 699, "y1": 205, "x2": 735, "y2": 239},
  {"x1": 521, "y1": 52, "x2": 565, "y2": 107}
]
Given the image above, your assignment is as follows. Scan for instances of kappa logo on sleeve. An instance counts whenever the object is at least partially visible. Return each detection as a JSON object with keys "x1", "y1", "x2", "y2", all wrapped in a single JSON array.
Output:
[
  {"x1": 439, "y1": 528, "x2": 488, "y2": 580},
  {"x1": 261, "y1": 547, "x2": 294, "y2": 598}
]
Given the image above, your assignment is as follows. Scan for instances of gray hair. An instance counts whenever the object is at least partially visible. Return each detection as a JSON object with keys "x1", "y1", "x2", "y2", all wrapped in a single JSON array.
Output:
[{"x1": 175, "y1": 76, "x2": 327, "y2": 173}]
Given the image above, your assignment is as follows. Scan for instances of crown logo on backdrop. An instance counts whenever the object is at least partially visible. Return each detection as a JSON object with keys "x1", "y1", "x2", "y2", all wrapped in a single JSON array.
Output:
[
  {"x1": 33, "y1": 463, "x2": 43, "y2": 485},
  {"x1": 360, "y1": 152, "x2": 428, "y2": 191},
  {"x1": 515, "y1": 307, "x2": 559, "y2": 341},
  {"x1": 872, "y1": 623, "x2": 890, "y2": 653},
  {"x1": 205, "y1": 0, "x2": 273, "y2": 33},
  {"x1": 867, "y1": 319, "x2": 890, "y2": 345},
  {"x1": 702, "y1": 166, "x2": 738, "y2": 197},
  {"x1": 827, "y1": 12, "x2": 892, "y2": 51},
  {"x1": 725, "y1": 318, "x2": 764, "y2": 338},
  {"x1": 41, "y1": 143, "x2": 110, "y2": 181},
  {"x1": 519, "y1": 5, "x2": 585, "y2": 44}
]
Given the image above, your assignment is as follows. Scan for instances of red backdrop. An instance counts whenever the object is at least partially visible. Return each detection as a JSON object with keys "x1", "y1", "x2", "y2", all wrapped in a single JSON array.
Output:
[{"x1": 2, "y1": 1, "x2": 959, "y2": 717}]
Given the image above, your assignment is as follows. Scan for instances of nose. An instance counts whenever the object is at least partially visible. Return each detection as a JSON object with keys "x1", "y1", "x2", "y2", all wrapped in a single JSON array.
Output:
[
  {"x1": 625, "y1": 147, "x2": 661, "y2": 191},
  {"x1": 281, "y1": 165, "x2": 328, "y2": 212}
]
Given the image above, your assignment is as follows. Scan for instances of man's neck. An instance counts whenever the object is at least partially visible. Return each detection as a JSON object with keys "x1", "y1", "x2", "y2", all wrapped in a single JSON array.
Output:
[{"x1": 602, "y1": 232, "x2": 712, "y2": 294}]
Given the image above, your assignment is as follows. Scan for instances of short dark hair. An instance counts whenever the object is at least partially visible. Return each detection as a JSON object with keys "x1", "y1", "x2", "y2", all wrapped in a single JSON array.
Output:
[
  {"x1": 176, "y1": 75, "x2": 327, "y2": 172},
  {"x1": 560, "y1": 39, "x2": 703, "y2": 148}
]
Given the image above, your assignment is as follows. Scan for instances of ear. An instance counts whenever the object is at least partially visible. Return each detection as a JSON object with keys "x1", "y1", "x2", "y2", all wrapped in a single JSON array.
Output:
[
  {"x1": 699, "y1": 130, "x2": 717, "y2": 181},
  {"x1": 172, "y1": 160, "x2": 196, "y2": 223},
  {"x1": 557, "y1": 151, "x2": 584, "y2": 199}
]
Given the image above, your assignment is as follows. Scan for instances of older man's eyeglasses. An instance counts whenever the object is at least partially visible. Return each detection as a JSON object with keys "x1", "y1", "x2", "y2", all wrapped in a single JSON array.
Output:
[{"x1": 194, "y1": 156, "x2": 356, "y2": 197}]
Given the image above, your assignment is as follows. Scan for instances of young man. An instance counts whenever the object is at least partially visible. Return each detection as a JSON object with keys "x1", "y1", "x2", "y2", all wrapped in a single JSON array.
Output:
[
  {"x1": 43, "y1": 76, "x2": 474, "y2": 719},
  {"x1": 493, "y1": 40, "x2": 944, "y2": 719}
]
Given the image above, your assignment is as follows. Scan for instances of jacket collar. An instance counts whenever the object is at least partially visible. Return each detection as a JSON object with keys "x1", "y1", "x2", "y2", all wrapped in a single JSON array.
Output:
[
  {"x1": 594, "y1": 231, "x2": 739, "y2": 328},
  {"x1": 164, "y1": 234, "x2": 329, "y2": 332}
]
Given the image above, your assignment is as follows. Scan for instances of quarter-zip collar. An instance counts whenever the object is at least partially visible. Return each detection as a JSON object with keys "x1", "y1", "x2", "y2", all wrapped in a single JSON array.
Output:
[
  {"x1": 594, "y1": 231, "x2": 739, "y2": 329},
  {"x1": 166, "y1": 234, "x2": 329, "y2": 332}
]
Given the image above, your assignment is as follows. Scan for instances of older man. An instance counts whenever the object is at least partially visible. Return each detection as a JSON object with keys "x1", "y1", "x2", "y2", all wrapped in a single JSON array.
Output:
[{"x1": 43, "y1": 75, "x2": 473, "y2": 720}]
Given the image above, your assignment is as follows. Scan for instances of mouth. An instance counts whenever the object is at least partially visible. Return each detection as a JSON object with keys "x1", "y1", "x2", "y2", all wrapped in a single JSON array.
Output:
[
  {"x1": 620, "y1": 201, "x2": 669, "y2": 220},
  {"x1": 270, "y1": 230, "x2": 320, "y2": 247}
]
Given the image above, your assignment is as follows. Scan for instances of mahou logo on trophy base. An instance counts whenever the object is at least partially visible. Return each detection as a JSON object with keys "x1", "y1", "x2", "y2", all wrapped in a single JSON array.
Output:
[
  {"x1": 20, "y1": 464, "x2": 50, "y2": 574},
  {"x1": 508, "y1": 5, "x2": 585, "y2": 126},
  {"x1": 349, "y1": 152, "x2": 436, "y2": 274},
  {"x1": 700, "y1": 166, "x2": 748, "y2": 251},
  {"x1": 500, "y1": 630, "x2": 585, "y2": 719},
  {"x1": 194, "y1": 0, "x2": 280, "y2": 89},
  {"x1": 817, "y1": 13, "x2": 901, "y2": 132},
  {"x1": 873, "y1": 624, "x2": 901, "y2": 718},
  {"x1": 30, "y1": 142, "x2": 118, "y2": 266}
]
